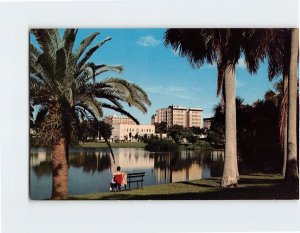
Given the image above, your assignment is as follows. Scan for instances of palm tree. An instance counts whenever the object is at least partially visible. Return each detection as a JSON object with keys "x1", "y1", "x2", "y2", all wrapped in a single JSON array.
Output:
[
  {"x1": 264, "y1": 29, "x2": 290, "y2": 176},
  {"x1": 286, "y1": 28, "x2": 299, "y2": 180},
  {"x1": 165, "y1": 29, "x2": 244, "y2": 187},
  {"x1": 242, "y1": 29, "x2": 298, "y2": 177},
  {"x1": 30, "y1": 29, "x2": 151, "y2": 199}
]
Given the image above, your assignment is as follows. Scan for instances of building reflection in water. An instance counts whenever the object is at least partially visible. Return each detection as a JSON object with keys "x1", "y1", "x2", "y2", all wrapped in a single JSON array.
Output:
[
  {"x1": 30, "y1": 151, "x2": 48, "y2": 167},
  {"x1": 30, "y1": 148, "x2": 224, "y2": 183},
  {"x1": 30, "y1": 148, "x2": 225, "y2": 198},
  {"x1": 112, "y1": 148, "x2": 155, "y2": 170},
  {"x1": 154, "y1": 150, "x2": 210, "y2": 184}
]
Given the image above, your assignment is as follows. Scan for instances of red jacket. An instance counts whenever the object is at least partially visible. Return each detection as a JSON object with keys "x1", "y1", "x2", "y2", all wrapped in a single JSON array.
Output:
[{"x1": 113, "y1": 174, "x2": 123, "y2": 186}]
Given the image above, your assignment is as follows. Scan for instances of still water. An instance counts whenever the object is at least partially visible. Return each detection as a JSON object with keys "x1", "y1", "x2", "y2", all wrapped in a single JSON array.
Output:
[{"x1": 30, "y1": 148, "x2": 224, "y2": 199}]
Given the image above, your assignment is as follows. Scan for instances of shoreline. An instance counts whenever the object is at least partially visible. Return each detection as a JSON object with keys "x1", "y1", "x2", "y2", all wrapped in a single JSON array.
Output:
[
  {"x1": 32, "y1": 142, "x2": 224, "y2": 150},
  {"x1": 78, "y1": 142, "x2": 146, "y2": 149}
]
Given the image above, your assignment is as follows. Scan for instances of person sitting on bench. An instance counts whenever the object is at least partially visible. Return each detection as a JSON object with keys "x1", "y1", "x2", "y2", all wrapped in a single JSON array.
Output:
[{"x1": 109, "y1": 166, "x2": 127, "y2": 192}]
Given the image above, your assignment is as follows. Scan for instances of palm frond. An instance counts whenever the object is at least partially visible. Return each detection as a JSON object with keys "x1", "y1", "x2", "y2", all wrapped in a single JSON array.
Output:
[
  {"x1": 76, "y1": 97, "x2": 103, "y2": 120},
  {"x1": 63, "y1": 29, "x2": 77, "y2": 54},
  {"x1": 77, "y1": 37, "x2": 112, "y2": 69},
  {"x1": 101, "y1": 103, "x2": 139, "y2": 124},
  {"x1": 30, "y1": 43, "x2": 41, "y2": 62},
  {"x1": 31, "y1": 29, "x2": 62, "y2": 58},
  {"x1": 75, "y1": 32, "x2": 100, "y2": 61},
  {"x1": 103, "y1": 77, "x2": 151, "y2": 113},
  {"x1": 165, "y1": 29, "x2": 210, "y2": 68},
  {"x1": 55, "y1": 48, "x2": 66, "y2": 82},
  {"x1": 35, "y1": 105, "x2": 49, "y2": 127}
]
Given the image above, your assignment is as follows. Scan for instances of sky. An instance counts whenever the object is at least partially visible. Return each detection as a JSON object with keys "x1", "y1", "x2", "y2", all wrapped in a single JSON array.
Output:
[{"x1": 32, "y1": 29, "x2": 278, "y2": 124}]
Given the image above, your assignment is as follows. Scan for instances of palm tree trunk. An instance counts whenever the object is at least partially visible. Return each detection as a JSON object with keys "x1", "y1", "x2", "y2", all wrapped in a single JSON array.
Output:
[
  {"x1": 104, "y1": 137, "x2": 115, "y2": 163},
  {"x1": 282, "y1": 73, "x2": 288, "y2": 176},
  {"x1": 51, "y1": 138, "x2": 69, "y2": 199},
  {"x1": 221, "y1": 65, "x2": 238, "y2": 187},
  {"x1": 285, "y1": 28, "x2": 299, "y2": 180}
]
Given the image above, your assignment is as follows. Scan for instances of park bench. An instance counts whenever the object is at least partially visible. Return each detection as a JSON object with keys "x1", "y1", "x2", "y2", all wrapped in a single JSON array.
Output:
[{"x1": 124, "y1": 172, "x2": 145, "y2": 190}]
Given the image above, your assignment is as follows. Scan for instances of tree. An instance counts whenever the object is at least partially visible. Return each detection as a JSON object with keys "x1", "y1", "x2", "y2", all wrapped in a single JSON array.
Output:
[
  {"x1": 185, "y1": 130, "x2": 197, "y2": 144},
  {"x1": 264, "y1": 30, "x2": 291, "y2": 173},
  {"x1": 154, "y1": 121, "x2": 168, "y2": 133},
  {"x1": 165, "y1": 29, "x2": 244, "y2": 187},
  {"x1": 286, "y1": 28, "x2": 299, "y2": 180},
  {"x1": 154, "y1": 121, "x2": 168, "y2": 139},
  {"x1": 76, "y1": 120, "x2": 98, "y2": 142},
  {"x1": 243, "y1": 29, "x2": 298, "y2": 178},
  {"x1": 30, "y1": 29, "x2": 151, "y2": 199},
  {"x1": 190, "y1": 126, "x2": 204, "y2": 136},
  {"x1": 167, "y1": 124, "x2": 185, "y2": 144},
  {"x1": 206, "y1": 102, "x2": 225, "y2": 146},
  {"x1": 134, "y1": 133, "x2": 139, "y2": 141},
  {"x1": 97, "y1": 121, "x2": 115, "y2": 163}
]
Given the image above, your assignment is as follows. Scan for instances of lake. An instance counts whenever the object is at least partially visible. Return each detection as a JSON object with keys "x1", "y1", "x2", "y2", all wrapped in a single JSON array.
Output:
[{"x1": 30, "y1": 147, "x2": 224, "y2": 200}]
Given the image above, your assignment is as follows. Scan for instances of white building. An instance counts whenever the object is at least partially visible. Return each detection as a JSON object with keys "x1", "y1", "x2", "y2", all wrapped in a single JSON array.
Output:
[
  {"x1": 103, "y1": 115, "x2": 137, "y2": 125},
  {"x1": 111, "y1": 124, "x2": 155, "y2": 141}
]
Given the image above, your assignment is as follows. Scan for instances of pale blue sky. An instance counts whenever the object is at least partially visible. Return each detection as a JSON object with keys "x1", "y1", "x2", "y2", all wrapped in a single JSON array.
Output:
[{"x1": 32, "y1": 29, "x2": 277, "y2": 124}]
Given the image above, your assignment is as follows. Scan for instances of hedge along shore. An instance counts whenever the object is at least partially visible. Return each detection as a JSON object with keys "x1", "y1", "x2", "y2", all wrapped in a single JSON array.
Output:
[{"x1": 77, "y1": 142, "x2": 146, "y2": 148}]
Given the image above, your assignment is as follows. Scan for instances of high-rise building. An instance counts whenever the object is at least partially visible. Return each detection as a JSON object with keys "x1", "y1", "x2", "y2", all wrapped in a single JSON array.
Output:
[
  {"x1": 151, "y1": 107, "x2": 169, "y2": 124},
  {"x1": 152, "y1": 105, "x2": 203, "y2": 128}
]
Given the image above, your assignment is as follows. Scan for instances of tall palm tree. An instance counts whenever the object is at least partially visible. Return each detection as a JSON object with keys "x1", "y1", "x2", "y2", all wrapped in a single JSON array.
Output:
[
  {"x1": 242, "y1": 29, "x2": 296, "y2": 177},
  {"x1": 165, "y1": 29, "x2": 244, "y2": 187},
  {"x1": 30, "y1": 29, "x2": 151, "y2": 199},
  {"x1": 286, "y1": 28, "x2": 299, "y2": 180},
  {"x1": 264, "y1": 29, "x2": 290, "y2": 176}
]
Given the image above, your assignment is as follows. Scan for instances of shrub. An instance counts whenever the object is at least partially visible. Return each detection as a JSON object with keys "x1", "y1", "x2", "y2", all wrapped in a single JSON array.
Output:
[
  {"x1": 145, "y1": 138, "x2": 178, "y2": 151},
  {"x1": 187, "y1": 140, "x2": 213, "y2": 150}
]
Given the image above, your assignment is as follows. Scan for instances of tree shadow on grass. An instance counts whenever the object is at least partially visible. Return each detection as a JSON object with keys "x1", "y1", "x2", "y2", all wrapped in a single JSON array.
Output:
[
  {"x1": 177, "y1": 181, "x2": 217, "y2": 189},
  {"x1": 238, "y1": 178, "x2": 280, "y2": 185},
  {"x1": 70, "y1": 183, "x2": 298, "y2": 200},
  {"x1": 69, "y1": 176, "x2": 299, "y2": 201}
]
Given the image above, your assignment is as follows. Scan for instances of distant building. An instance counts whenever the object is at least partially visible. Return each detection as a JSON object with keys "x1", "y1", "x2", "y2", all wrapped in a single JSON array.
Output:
[
  {"x1": 151, "y1": 107, "x2": 169, "y2": 125},
  {"x1": 111, "y1": 124, "x2": 155, "y2": 141},
  {"x1": 152, "y1": 105, "x2": 203, "y2": 128},
  {"x1": 203, "y1": 117, "x2": 213, "y2": 129},
  {"x1": 103, "y1": 115, "x2": 136, "y2": 125}
]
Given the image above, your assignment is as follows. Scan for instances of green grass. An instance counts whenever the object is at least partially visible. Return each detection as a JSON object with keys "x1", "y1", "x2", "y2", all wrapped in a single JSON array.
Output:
[
  {"x1": 77, "y1": 142, "x2": 146, "y2": 149},
  {"x1": 69, "y1": 173, "x2": 299, "y2": 200}
]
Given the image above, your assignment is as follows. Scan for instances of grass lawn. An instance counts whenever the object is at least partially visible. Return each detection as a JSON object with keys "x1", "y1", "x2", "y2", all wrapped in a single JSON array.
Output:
[
  {"x1": 78, "y1": 142, "x2": 146, "y2": 149},
  {"x1": 69, "y1": 173, "x2": 299, "y2": 200}
]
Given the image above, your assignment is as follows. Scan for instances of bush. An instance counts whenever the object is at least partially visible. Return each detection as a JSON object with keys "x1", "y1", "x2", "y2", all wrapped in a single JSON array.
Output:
[
  {"x1": 145, "y1": 138, "x2": 178, "y2": 151},
  {"x1": 187, "y1": 140, "x2": 213, "y2": 150}
]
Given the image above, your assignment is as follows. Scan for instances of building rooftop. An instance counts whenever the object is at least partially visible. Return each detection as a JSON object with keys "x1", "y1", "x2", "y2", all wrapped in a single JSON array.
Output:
[
  {"x1": 105, "y1": 115, "x2": 131, "y2": 119},
  {"x1": 168, "y1": 105, "x2": 203, "y2": 111},
  {"x1": 188, "y1": 108, "x2": 203, "y2": 111}
]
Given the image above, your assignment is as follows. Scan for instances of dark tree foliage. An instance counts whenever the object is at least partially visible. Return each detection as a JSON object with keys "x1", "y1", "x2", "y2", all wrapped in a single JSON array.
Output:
[
  {"x1": 167, "y1": 125, "x2": 186, "y2": 144},
  {"x1": 185, "y1": 131, "x2": 198, "y2": 144},
  {"x1": 97, "y1": 121, "x2": 112, "y2": 141},
  {"x1": 154, "y1": 121, "x2": 168, "y2": 134},
  {"x1": 208, "y1": 95, "x2": 283, "y2": 172},
  {"x1": 189, "y1": 126, "x2": 205, "y2": 135}
]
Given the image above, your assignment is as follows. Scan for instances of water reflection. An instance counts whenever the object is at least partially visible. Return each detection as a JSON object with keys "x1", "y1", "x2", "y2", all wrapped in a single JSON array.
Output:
[{"x1": 30, "y1": 148, "x2": 224, "y2": 199}]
